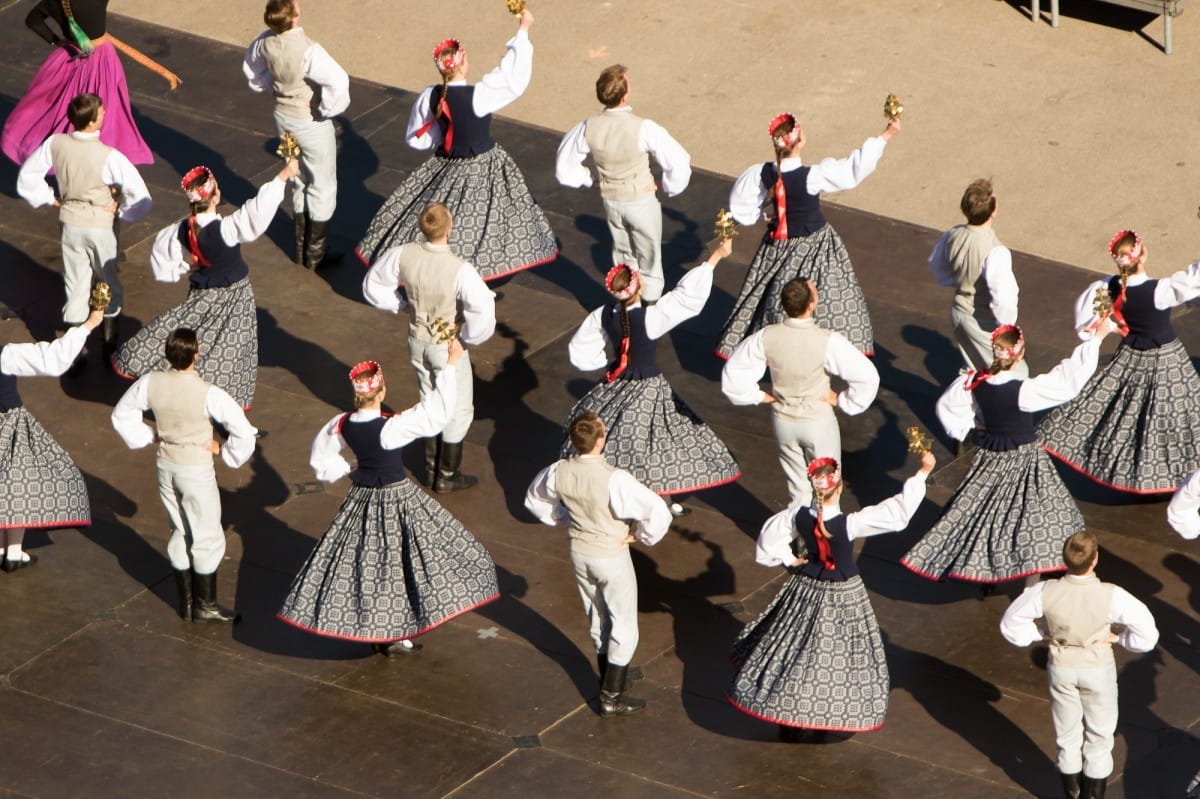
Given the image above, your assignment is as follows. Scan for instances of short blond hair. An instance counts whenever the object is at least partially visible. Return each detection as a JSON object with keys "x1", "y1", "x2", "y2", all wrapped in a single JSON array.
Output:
[
  {"x1": 1062, "y1": 531, "x2": 1098, "y2": 575},
  {"x1": 595, "y1": 65, "x2": 629, "y2": 108},
  {"x1": 419, "y1": 203, "x2": 452, "y2": 241}
]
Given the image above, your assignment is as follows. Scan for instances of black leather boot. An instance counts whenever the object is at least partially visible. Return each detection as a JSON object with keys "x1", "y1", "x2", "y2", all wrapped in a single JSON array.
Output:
[
  {"x1": 424, "y1": 436, "x2": 441, "y2": 487},
  {"x1": 433, "y1": 440, "x2": 477, "y2": 493},
  {"x1": 1061, "y1": 772, "x2": 1082, "y2": 799},
  {"x1": 596, "y1": 653, "x2": 642, "y2": 687},
  {"x1": 101, "y1": 315, "x2": 120, "y2": 363},
  {"x1": 293, "y1": 212, "x2": 309, "y2": 266},
  {"x1": 598, "y1": 664, "x2": 645, "y2": 717},
  {"x1": 191, "y1": 570, "x2": 239, "y2": 623},
  {"x1": 174, "y1": 569, "x2": 194, "y2": 620},
  {"x1": 1082, "y1": 775, "x2": 1107, "y2": 799},
  {"x1": 305, "y1": 219, "x2": 333, "y2": 270}
]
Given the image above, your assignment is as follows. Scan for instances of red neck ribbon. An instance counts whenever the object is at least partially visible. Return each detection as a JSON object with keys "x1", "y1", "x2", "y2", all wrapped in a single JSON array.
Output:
[
  {"x1": 771, "y1": 174, "x2": 788, "y2": 241},
  {"x1": 813, "y1": 510, "x2": 836, "y2": 571}
]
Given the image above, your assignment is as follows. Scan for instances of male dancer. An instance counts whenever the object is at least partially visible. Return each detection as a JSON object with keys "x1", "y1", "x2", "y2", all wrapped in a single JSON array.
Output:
[
  {"x1": 363, "y1": 203, "x2": 495, "y2": 491},
  {"x1": 721, "y1": 278, "x2": 878, "y2": 505},
  {"x1": 928, "y1": 178, "x2": 1022, "y2": 375},
  {"x1": 555, "y1": 64, "x2": 691, "y2": 302},
  {"x1": 1001, "y1": 531, "x2": 1159, "y2": 799},
  {"x1": 525, "y1": 412, "x2": 672, "y2": 716},
  {"x1": 17, "y1": 92, "x2": 152, "y2": 365},
  {"x1": 112, "y1": 328, "x2": 258, "y2": 623},
  {"x1": 244, "y1": 0, "x2": 350, "y2": 269}
]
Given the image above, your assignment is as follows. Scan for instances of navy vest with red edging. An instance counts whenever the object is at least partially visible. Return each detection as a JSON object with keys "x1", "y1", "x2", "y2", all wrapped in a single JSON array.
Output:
[
  {"x1": 793, "y1": 510, "x2": 857, "y2": 581},
  {"x1": 176, "y1": 219, "x2": 250, "y2": 289},
  {"x1": 0, "y1": 348, "x2": 21, "y2": 412},
  {"x1": 431, "y1": 85, "x2": 496, "y2": 158},
  {"x1": 601, "y1": 305, "x2": 661, "y2": 380},
  {"x1": 973, "y1": 380, "x2": 1036, "y2": 451},
  {"x1": 1107, "y1": 276, "x2": 1176, "y2": 350},
  {"x1": 760, "y1": 163, "x2": 827, "y2": 238},
  {"x1": 337, "y1": 413, "x2": 408, "y2": 487}
]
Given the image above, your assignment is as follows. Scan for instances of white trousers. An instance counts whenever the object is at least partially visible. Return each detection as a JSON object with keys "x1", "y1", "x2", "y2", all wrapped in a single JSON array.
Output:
[
  {"x1": 156, "y1": 458, "x2": 225, "y2": 574},
  {"x1": 951, "y1": 307, "x2": 1029, "y2": 378},
  {"x1": 569, "y1": 547, "x2": 639, "y2": 667},
  {"x1": 61, "y1": 222, "x2": 120, "y2": 323},
  {"x1": 408, "y1": 336, "x2": 474, "y2": 444},
  {"x1": 603, "y1": 194, "x2": 664, "y2": 301},
  {"x1": 1048, "y1": 661, "x2": 1119, "y2": 778},
  {"x1": 274, "y1": 111, "x2": 338, "y2": 222},
  {"x1": 772, "y1": 411, "x2": 842, "y2": 506}
]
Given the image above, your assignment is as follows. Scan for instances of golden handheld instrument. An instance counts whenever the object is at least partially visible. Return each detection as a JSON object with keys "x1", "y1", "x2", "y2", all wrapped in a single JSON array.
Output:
[
  {"x1": 88, "y1": 282, "x2": 112, "y2": 312},
  {"x1": 714, "y1": 208, "x2": 738, "y2": 240},
  {"x1": 431, "y1": 317, "x2": 460, "y2": 344},
  {"x1": 276, "y1": 132, "x2": 301, "y2": 160},
  {"x1": 906, "y1": 426, "x2": 933, "y2": 454},
  {"x1": 505, "y1": 0, "x2": 526, "y2": 15},
  {"x1": 884, "y1": 94, "x2": 904, "y2": 122}
]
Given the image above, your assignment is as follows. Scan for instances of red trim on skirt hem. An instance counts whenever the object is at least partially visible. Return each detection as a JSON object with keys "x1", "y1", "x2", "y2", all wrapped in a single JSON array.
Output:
[
  {"x1": 655, "y1": 471, "x2": 742, "y2": 496},
  {"x1": 1041, "y1": 445, "x2": 1177, "y2": 495},
  {"x1": 724, "y1": 691, "x2": 884, "y2": 732},
  {"x1": 276, "y1": 591, "x2": 500, "y2": 643},
  {"x1": 0, "y1": 519, "x2": 90, "y2": 531},
  {"x1": 900, "y1": 558, "x2": 1066, "y2": 584}
]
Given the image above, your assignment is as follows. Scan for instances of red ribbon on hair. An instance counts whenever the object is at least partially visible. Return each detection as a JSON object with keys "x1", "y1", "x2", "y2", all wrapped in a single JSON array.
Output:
[
  {"x1": 964, "y1": 368, "x2": 992, "y2": 391},
  {"x1": 813, "y1": 510, "x2": 836, "y2": 572},
  {"x1": 186, "y1": 217, "x2": 211, "y2": 269},
  {"x1": 771, "y1": 173, "x2": 788, "y2": 241},
  {"x1": 1110, "y1": 286, "x2": 1130, "y2": 337}
]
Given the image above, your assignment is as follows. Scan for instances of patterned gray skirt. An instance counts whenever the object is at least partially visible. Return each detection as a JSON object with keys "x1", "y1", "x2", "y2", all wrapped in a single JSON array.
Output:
[
  {"x1": 902, "y1": 442, "x2": 1080, "y2": 583},
  {"x1": 113, "y1": 278, "x2": 258, "y2": 409},
  {"x1": 354, "y1": 146, "x2": 558, "y2": 280},
  {"x1": 0, "y1": 407, "x2": 89, "y2": 530},
  {"x1": 278, "y1": 479, "x2": 500, "y2": 642},
  {"x1": 558, "y1": 374, "x2": 741, "y2": 495},
  {"x1": 1039, "y1": 339, "x2": 1200, "y2": 494},
  {"x1": 716, "y1": 225, "x2": 873, "y2": 358},
  {"x1": 728, "y1": 574, "x2": 888, "y2": 731}
]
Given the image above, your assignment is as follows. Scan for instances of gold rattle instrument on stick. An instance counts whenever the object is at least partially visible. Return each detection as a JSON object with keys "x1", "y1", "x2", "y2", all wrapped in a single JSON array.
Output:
[
  {"x1": 906, "y1": 426, "x2": 933, "y2": 454},
  {"x1": 505, "y1": 0, "x2": 526, "y2": 15},
  {"x1": 88, "y1": 282, "x2": 112, "y2": 312},
  {"x1": 276, "y1": 132, "x2": 301, "y2": 160},
  {"x1": 1092, "y1": 286, "x2": 1113, "y2": 317},
  {"x1": 431, "y1": 317, "x2": 459, "y2": 344},
  {"x1": 884, "y1": 94, "x2": 904, "y2": 122},
  {"x1": 714, "y1": 208, "x2": 738, "y2": 241}
]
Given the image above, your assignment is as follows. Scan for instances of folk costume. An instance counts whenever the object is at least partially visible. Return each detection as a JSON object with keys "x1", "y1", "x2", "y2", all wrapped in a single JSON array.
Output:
[
  {"x1": 555, "y1": 102, "x2": 692, "y2": 302},
  {"x1": 0, "y1": 325, "x2": 94, "y2": 572},
  {"x1": 3, "y1": 0, "x2": 158, "y2": 166},
  {"x1": 559, "y1": 258, "x2": 741, "y2": 501},
  {"x1": 902, "y1": 326, "x2": 1103, "y2": 583},
  {"x1": 113, "y1": 167, "x2": 287, "y2": 409},
  {"x1": 279, "y1": 362, "x2": 500, "y2": 650},
  {"x1": 1167, "y1": 468, "x2": 1200, "y2": 541},
  {"x1": 728, "y1": 458, "x2": 929, "y2": 732},
  {"x1": 363, "y1": 238, "x2": 496, "y2": 492},
  {"x1": 717, "y1": 114, "x2": 892, "y2": 358},
  {"x1": 354, "y1": 31, "x2": 557, "y2": 280},
  {"x1": 1040, "y1": 231, "x2": 1200, "y2": 494},
  {"x1": 243, "y1": 19, "x2": 350, "y2": 269}
]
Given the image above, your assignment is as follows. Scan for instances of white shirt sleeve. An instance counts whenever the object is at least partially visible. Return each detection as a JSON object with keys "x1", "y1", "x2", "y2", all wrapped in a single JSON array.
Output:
[
  {"x1": 406, "y1": 87, "x2": 440, "y2": 151},
  {"x1": 983, "y1": 246, "x2": 1018, "y2": 325},
  {"x1": 16, "y1": 137, "x2": 57, "y2": 209},
  {"x1": 1153, "y1": 260, "x2": 1200, "y2": 309},
  {"x1": 721, "y1": 330, "x2": 771, "y2": 406},
  {"x1": 102, "y1": 150, "x2": 152, "y2": 222},
  {"x1": 927, "y1": 231, "x2": 955, "y2": 287},
  {"x1": 846, "y1": 471, "x2": 929, "y2": 540},
  {"x1": 641, "y1": 119, "x2": 691, "y2": 197},
  {"x1": 1109, "y1": 586, "x2": 1159, "y2": 653},
  {"x1": 568, "y1": 307, "x2": 610, "y2": 372},
  {"x1": 524, "y1": 461, "x2": 570, "y2": 527},
  {"x1": 555, "y1": 120, "x2": 593, "y2": 189},
  {"x1": 1073, "y1": 279, "x2": 1116, "y2": 339},
  {"x1": 310, "y1": 414, "x2": 352, "y2": 482},
  {"x1": 729, "y1": 162, "x2": 769, "y2": 226},
  {"x1": 608, "y1": 469, "x2": 673, "y2": 546},
  {"x1": 643, "y1": 261, "x2": 714, "y2": 339},
  {"x1": 456, "y1": 264, "x2": 496, "y2": 346},
  {"x1": 805, "y1": 136, "x2": 887, "y2": 195},
  {"x1": 826, "y1": 333, "x2": 879, "y2": 415},
  {"x1": 303, "y1": 41, "x2": 350, "y2": 118},
  {"x1": 219, "y1": 177, "x2": 286, "y2": 246},
  {"x1": 242, "y1": 32, "x2": 272, "y2": 93},
  {"x1": 150, "y1": 221, "x2": 190, "y2": 283},
  {"x1": 1167, "y1": 469, "x2": 1200, "y2": 540},
  {"x1": 111, "y1": 375, "x2": 156, "y2": 450},
  {"x1": 378, "y1": 367, "x2": 458, "y2": 449},
  {"x1": 935, "y1": 373, "x2": 978, "y2": 441},
  {"x1": 362, "y1": 245, "x2": 405, "y2": 314},
  {"x1": 755, "y1": 503, "x2": 804, "y2": 567},
  {"x1": 471, "y1": 30, "x2": 533, "y2": 117},
  {"x1": 0, "y1": 325, "x2": 90, "y2": 377},
  {"x1": 205, "y1": 386, "x2": 258, "y2": 468},
  {"x1": 1000, "y1": 582, "x2": 1048, "y2": 647},
  {"x1": 1017, "y1": 338, "x2": 1102, "y2": 412}
]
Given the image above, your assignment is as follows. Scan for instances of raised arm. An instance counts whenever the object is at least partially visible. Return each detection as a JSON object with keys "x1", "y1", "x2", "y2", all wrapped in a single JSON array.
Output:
[
  {"x1": 218, "y1": 169, "x2": 290, "y2": 246},
  {"x1": 1018, "y1": 335, "x2": 1106, "y2": 413},
  {"x1": 472, "y1": 26, "x2": 533, "y2": 117},
  {"x1": 378, "y1": 359, "x2": 460, "y2": 449},
  {"x1": 644, "y1": 238, "x2": 731, "y2": 338},
  {"x1": 805, "y1": 135, "x2": 888, "y2": 195},
  {"x1": 846, "y1": 456, "x2": 933, "y2": 540},
  {"x1": 0, "y1": 321, "x2": 96, "y2": 377}
]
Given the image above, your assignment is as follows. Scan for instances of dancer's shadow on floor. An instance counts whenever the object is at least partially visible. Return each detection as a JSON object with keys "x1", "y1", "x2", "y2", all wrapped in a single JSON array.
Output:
[{"x1": 257, "y1": 307, "x2": 353, "y2": 411}]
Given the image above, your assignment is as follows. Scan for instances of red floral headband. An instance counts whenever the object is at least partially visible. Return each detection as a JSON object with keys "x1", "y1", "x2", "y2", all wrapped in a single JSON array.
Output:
[
  {"x1": 991, "y1": 324, "x2": 1025, "y2": 361},
  {"x1": 768, "y1": 113, "x2": 802, "y2": 148},
  {"x1": 433, "y1": 38, "x2": 465, "y2": 75},
  {"x1": 605, "y1": 263, "x2": 640, "y2": 301},
  {"x1": 1108, "y1": 229, "x2": 1143, "y2": 269},
  {"x1": 181, "y1": 166, "x2": 217, "y2": 203},
  {"x1": 349, "y1": 360, "x2": 384, "y2": 394},
  {"x1": 807, "y1": 457, "x2": 841, "y2": 492}
]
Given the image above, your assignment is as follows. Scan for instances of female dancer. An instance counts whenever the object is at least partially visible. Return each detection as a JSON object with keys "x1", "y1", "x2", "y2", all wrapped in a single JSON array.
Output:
[
  {"x1": 279, "y1": 346, "x2": 500, "y2": 655},
  {"x1": 0, "y1": 308, "x2": 102, "y2": 571},
  {"x1": 354, "y1": 8, "x2": 557, "y2": 280},
  {"x1": 113, "y1": 159, "x2": 298, "y2": 409},
  {"x1": 715, "y1": 111, "x2": 900, "y2": 358},
  {"x1": 3, "y1": 0, "x2": 155, "y2": 165},
  {"x1": 902, "y1": 323, "x2": 1110, "y2": 585},
  {"x1": 560, "y1": 238, "x2": 740, "y2": 515},
  {"x1": 1040, "y1": 230, "x2": 1200, "y2": 493},
  {"x1": 728, "y1": 451, "x2": 934, "y2": 735}
]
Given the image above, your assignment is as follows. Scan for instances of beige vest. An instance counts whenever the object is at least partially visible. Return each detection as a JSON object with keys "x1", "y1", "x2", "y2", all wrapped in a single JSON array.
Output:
[
  {"x1": 761, "y1": 318, "x2": 834, "y2": 422},
  {"x1": 584, "y1": 109, "x2": 654, "y2": 203},
  {"x1": 49, "y1": 133, "x2": 115, "y2": 229},
  {"x1": 1042, "y1": 574, "x2": 1116, "y2": 669},
  {"x1": 262, "y1": 28, "x2": 318, "y2": 121},
  {"x1": 146, "y1": 370, "x2": 214, "y2": 466},
  {"x1": 397, "y1": 243, "x2": 463, "y2": 344},
  {"x1": 555, "y1": 456, "x2": 630, "y2": 558},
  {"x1": 945, "y1": 224, "x2": 1000, "y2": 324}
]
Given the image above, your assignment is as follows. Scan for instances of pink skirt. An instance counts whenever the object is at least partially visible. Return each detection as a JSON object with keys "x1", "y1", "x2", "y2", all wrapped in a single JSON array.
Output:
[{"x1": 2, "y1": 40, "x2": 153, "y2": 165}]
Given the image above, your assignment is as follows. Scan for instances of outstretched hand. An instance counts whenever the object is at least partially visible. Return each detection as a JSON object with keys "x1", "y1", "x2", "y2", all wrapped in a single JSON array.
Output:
[{"x1": 918, "y1": 450, "x2": 937, "y2": 474}]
